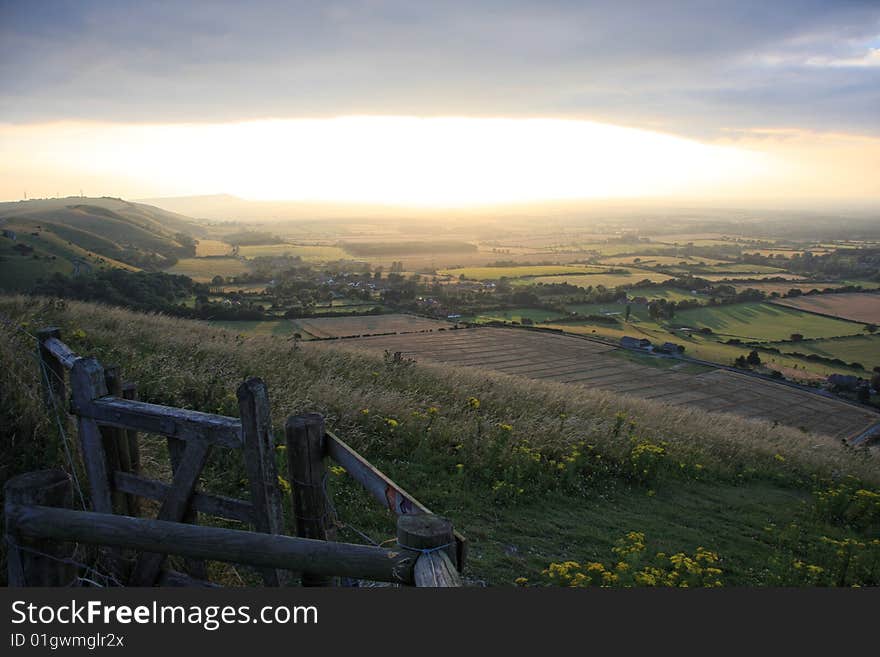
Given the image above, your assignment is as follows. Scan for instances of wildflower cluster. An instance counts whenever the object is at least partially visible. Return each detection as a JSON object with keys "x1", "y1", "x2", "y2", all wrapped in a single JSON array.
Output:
[
  {"x1": 629, "y1": 439, "x2": 667, "y2": 484},
  {"x1": 813, "y1": 477, "x2": 880, "y2": 531},
  {"x1": 541, "y1": 532, "x2": 723, "y2": 588}
]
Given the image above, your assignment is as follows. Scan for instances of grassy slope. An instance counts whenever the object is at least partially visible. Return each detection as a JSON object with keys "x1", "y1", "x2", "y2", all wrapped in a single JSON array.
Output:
[
  {"x1": 0, "y1": 197, "x2": 203, "y2": 273},
  {"x1": 1, "y1": 295, "x2": 878, "y2": 587}
]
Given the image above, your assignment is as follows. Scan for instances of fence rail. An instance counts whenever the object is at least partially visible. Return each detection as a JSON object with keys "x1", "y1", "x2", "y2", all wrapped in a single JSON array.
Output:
[{"x1": 5, "y1": 327, "x2": 464, "y2": 587}]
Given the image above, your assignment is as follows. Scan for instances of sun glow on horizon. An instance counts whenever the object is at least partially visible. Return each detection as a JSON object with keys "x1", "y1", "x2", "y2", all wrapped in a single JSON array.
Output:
[{"x1": 0, "y1": 115, "x2": 836, "y2": 206}]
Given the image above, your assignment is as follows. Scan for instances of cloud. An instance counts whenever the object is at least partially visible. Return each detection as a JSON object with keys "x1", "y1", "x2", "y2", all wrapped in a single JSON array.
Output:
[{"x1": 0, "y1": 1, "x2": 878, "y2": 138}]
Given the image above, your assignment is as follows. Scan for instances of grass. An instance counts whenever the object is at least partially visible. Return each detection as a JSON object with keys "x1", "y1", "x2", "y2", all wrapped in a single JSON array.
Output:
[
  {"x1": 1, "y1": 295, "x2": 878, "y2": 587},
  {"x1": 165, "y1": 257, "x2": 251, "y2": 282},
  {"x1": 673, "y1": 302, "x2": 865, "y2": 341},
  {"x1": 204, "y1": 319, "x2": 298, "y2": 336}
]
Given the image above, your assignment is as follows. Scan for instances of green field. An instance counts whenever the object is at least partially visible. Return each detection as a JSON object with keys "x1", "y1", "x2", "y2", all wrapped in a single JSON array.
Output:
[
  {"x1": 625, "y1": 287, "x2": 705, "y2": 303},
  {"x1": 776, "y1": 335, "x2": 880, "y2": 369},
  {"x1": 166, "y1": 257, "x2": 251, "y2": 282},
  {"x1": 519, "y1": 269, "x2": 674, "y2": 288},
  {"x1": 673, "y1": 303, "x2": 864, "y2": 341},
  {"x1": 237, "y1": 244, "x2": 349, "y2": 260}
]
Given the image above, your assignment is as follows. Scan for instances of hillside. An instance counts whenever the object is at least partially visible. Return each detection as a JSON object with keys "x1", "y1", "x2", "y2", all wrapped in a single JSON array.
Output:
[
  {"x1": 1, "y1": 296, "x2": 878, "y2": 586},
  {"x1": 0, "y1": 197, "x2": 205, "y2": 289}
]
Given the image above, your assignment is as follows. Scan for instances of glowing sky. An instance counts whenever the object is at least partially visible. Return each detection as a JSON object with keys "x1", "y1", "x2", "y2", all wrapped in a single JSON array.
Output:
[{"x1": 1, "y1": 1, "x2": 878, "y2": 206}]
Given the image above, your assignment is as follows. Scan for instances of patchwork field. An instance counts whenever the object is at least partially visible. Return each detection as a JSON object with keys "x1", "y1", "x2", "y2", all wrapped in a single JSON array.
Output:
[
  {"x1": 597, "y1": 255, "x2": 732, "y2": 267},
  {"x1": 194, "y1": 239, "x2": 232, "y2": 257},
  {"x1": 460, "y1": 308, "x2": 569, "y2": 323},
  {"x1": 520, "y1": 270, "x2": 674, "y2": 288},
  {"x1": 292, "y1": 313, "x2": 453, "y2": 339},
  {"x1": 166, "y1": 257, "x2": 251, "y2": 282},
  {"x1": 319, "y1": 327, "x2": 879, "y2": 440},
  {"x1": 771, "y1": 293, "x2": 880, "y2": 325},
  {"x1": 236, "y1": 244, "x2": 350, "y2": 260},
  {"x1": 440, "y1": 264, "x2": 606, "y2": 279},
  {"x1": 673, "y1": 303, "x2": 864, "y2": 341}
]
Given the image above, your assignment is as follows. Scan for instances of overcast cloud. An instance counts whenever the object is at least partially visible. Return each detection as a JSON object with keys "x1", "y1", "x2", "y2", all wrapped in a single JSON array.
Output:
[{"x1": 1, "y1": 0, "x2": 879, "y2": 137}]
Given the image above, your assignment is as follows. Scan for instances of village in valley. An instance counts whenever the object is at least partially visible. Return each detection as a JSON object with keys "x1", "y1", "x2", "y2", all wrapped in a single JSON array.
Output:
[{"x1": 3, "y1": 197, "x2": 880, "y2": 444}]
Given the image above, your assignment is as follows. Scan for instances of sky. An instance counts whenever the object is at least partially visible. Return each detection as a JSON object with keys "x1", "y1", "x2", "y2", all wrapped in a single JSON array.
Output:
[{"x1": 1, "y1": 0, "x2": 878, "y2": 206}]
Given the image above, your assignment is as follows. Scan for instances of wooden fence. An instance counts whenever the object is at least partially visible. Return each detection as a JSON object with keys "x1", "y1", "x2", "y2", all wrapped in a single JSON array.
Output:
[{"x1": 4, "y1": 327, "x2": 464, "y2": 587}]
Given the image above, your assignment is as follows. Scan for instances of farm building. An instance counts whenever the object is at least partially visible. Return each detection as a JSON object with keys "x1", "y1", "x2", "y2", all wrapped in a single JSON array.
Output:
[
  {"x1": 620, "y1": 336, "x2": 652, "y2": 350},
  {"x1": 2, "y1": 229, "x2": 15, "y2": 240},
  {"x1": 12, "y1": 243, "x2": 33, "y2": 255},
  {"x1": 656, "y1": 342, "x2": 684, "y2": 354}
]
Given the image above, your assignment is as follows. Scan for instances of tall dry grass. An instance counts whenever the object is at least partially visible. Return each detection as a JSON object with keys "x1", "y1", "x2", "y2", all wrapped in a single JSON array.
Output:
[{"x1": 0, "y1": 294, "x2": 876, "y2": 488}]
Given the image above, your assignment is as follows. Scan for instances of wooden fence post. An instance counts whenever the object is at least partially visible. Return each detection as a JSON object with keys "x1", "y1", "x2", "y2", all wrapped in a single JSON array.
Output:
[
  {"x1": 238, "y1": 378, "x2": 286, "y2": 586},
  {"x1": 121, "y1": 382, "x2": 142, "y2": 495},
  {"x1": 285, "y1": 413, "x2": 337, "y2": 586},
  {"x1": 4, "y1": 470, "x2": 76, "y2": 586},
  {"x1": 69, "y1": 357, "x2": 114, "y2": 515},
  {"x1": 396, "y1": 514, "x2": 462, "y2": 587},
  {"x1": 37, "y1": 327, "x2": 66, "y2": 413},
  {"x1": 101, "y1": 365, "x2": 128, "y2": 516}
]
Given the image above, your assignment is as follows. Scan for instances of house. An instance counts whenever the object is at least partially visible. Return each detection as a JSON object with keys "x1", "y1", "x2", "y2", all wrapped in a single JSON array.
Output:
[
  {"x1": 1, "y1": 229, "x2": 15, "y2": 240},
  {"x1": 12, "y1": 243, "x2": 33, "y2": 255},
  {"x1": 656, "y1": 342, "x2": 684, "y2": 354},
  {"x1": 620, "y1": 336, "x2": 651, "y2": 350}
]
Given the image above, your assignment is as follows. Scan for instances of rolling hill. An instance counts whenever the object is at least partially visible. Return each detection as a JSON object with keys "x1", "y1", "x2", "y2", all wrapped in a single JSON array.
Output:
[
  {"x1": 0, "y1": 197, "x2": 206, "y2": 290},
  {"x1": 1, "y1": 296, "x2": 878, "y2": 586}
]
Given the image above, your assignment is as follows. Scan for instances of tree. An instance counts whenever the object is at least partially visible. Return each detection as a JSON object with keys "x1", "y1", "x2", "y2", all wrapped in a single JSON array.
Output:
[
  {"x1": 746, "y1": 350, "x2": 762, "y2": 366},
  {"x1": 790, "y1": 333, "x2": 804, "y2": 342},
  {"x1": 864, "y1": 323, "x2": 878, "y2": 334},
  {"x1": 625, "y1": 304, "x2": 632, "y2": 322}
]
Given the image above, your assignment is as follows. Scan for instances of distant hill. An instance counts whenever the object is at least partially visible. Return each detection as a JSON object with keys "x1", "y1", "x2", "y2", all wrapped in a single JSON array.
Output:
[
  {"x1": 137, "y1": 193, "x2": 444, "y2": 223},
  {"x1": 0, "y1": 196, "x2": 206, "y2": 290}
]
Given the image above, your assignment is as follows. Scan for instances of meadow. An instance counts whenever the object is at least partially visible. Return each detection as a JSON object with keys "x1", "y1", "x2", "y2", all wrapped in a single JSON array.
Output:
[
  {"x1": 673, "y1": 303, "x2": 865, "y2": 341},
  {"x1": 519, "y1": 270, "x2": 674, "y2": 288},
  {"x1": 1, "y1": 296, "x2": 878, "y2": 587},
  {"x1": 166, "y1": 256, "x2": 251, "y2": 281}
]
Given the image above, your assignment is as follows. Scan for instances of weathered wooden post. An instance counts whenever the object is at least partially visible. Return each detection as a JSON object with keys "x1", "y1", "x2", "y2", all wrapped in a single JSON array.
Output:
[
  {"x1": 37, "y1": 327, "x2": 66, "y2": 413},
  {"x1": 5, "y1": 470, "x2": 76, "y2": 586},
  {"x1": 285, "y1": 413, "x2": 337, "y2": 586},
  {"x1": 102, "y1": 365, "x2": 128, "y2": 516},
  {"x1": 69, "y1": 357, "x2": 114, "y2": 515},
  {"x1": 238, "y1": 377, "x2": 286, "y2": 586},
  {"x1": 396, "y1": 514, "x2": 462, "y2": 587},
  {"x1": 121, "y1": 381, "x2": 142, "y2": 493}
]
